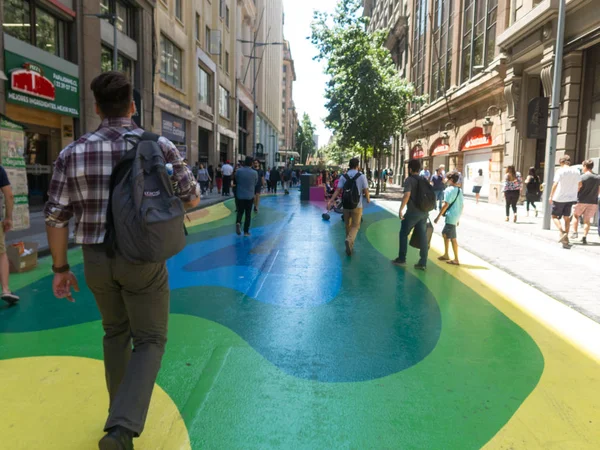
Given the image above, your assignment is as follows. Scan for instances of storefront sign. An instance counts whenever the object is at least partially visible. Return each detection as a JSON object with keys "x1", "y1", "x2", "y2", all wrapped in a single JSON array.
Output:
[
  {"x1": 4, "y1": 51, "x2": 79, "y2": 117},
  {"x1": 527, "y1": 97, "x2": 549, "y2": 139},
  {"x1": 460, "y1": 127, "x2": 492, "y2": 151},
  {"x1": 410, "y1": 146, "x2": 425, "y2": 159},
  {"x1": 161, "y1": 111, "x2": 186, "y2": 144},
  {"x1": 432, "y1": 144, "x2": 450, "y2": 156}
]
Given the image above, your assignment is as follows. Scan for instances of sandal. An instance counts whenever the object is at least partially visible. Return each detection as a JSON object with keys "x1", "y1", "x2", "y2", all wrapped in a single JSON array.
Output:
[
  {"x1": 446, "y1": 260, "x2": 460, "y2": 266},
  {"x1": 438, "y1": 256, "x2": 450, "y2": 261},
  {"x1": 2, "y1": 292, "x2": 20, "y2": 305}
]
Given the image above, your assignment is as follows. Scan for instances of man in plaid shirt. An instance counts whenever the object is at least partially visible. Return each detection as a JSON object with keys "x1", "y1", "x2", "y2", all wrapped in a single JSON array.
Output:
[{"x1": 44, "y1": 72, "x2": 199, "y2": 449}]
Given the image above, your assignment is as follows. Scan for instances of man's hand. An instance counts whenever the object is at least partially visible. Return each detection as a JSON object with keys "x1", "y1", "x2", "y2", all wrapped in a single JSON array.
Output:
[
  {"x1": 52, "y1": 271, "x2": 80, "y2": 302},
  {"x1": 3, "y1": 218, "x2": 13, "y2": 232},
  {"x1": 399, "y1": 211, "x2": 404, "y2": 220},
  {"x1": 434, "y1": 216, "x2": 440, "y2": 224}
]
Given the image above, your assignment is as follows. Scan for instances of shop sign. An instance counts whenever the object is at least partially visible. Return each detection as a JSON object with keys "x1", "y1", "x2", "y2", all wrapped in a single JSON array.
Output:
[
  {"x1": 176, "y1": 145, "x2": 187, "y2": 160},
  {"x1": 461, "y1": 127, "x2": 492, "y2": 151},
  {"x1": 4, "y1": 51, "x2": 79, "y2": 117},
  {"x1": 527, "y1": 97, "x2": 549, "y2": 139},
  {"x1": 432, "y1": 144, "x2": 450, "y2": 156},
  {"x1": 161, "y1": 111, "x2": 186, "y2": 144},
  {"x1": 410, "y1": 146, "x2": 425, "y2": 159}
]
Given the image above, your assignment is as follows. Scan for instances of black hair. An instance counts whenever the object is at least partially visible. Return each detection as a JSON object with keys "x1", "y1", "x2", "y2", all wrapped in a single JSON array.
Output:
[
  {"x1": 408, "y1": 159, "x2": 421, "y2": 173},
  {"x1": 349, "y1": 157, "x2": 359, "y2": 169},
  {"x1": 244, "y1": 156, "x2": 254, "y2": 166},
  {"x1": 478, "y1": 169, "x2": 483, "y2": 176},
  {"x1": 447, "y1": 171, "x2": 460, "y2": 183},
  {"x1": 90, "y1": 71, "x2": 132, "y2": 118}
]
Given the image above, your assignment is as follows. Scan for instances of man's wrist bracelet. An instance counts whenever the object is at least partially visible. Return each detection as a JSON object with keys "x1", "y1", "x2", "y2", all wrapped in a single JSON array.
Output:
[{"x1": 52, "y1": 264, "x2": 70, "y2": 274}]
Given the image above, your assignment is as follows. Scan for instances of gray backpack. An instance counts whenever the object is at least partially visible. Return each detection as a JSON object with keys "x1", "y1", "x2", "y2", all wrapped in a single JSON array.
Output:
[{"x1": 105, "y1": 132, "x2": 186, "y2": 263}]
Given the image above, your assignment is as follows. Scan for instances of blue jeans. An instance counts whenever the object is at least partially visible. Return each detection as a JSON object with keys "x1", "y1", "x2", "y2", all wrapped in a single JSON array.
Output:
[
  {"x1": 398, "y1": 211, "x2": 429, "y2": 266},
  {"x1": 434, "y1": 190, "x2": 444, "y2": 210}
]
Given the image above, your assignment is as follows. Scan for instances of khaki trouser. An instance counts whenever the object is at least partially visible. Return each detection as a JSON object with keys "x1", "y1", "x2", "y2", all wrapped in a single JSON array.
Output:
[
  {"x1": 343, "y1": 208, "x2": 363, "y2": 250},
  {"x1": 82, "y1": 245, "x2": 170, "y2": 436}
]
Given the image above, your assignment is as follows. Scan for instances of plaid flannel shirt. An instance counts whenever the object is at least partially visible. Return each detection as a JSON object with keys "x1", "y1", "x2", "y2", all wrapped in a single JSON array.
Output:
[{"x1": 44, "y1": 117, "x2": 198, "y2": 244}]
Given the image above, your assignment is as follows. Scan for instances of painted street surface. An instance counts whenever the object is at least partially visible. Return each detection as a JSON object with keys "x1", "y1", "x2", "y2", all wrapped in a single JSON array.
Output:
[{"x1": 1, "y1": 195, "x2": 599, "y2": 449}]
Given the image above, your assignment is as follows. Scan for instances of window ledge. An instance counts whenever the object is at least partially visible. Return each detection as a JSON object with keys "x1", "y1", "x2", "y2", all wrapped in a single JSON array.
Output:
[
  {"x1": 160, "y1": 78, "x2": 186, "y2": 95},
  {"x1": 175, "y1": 17, "x2": 184, "y2": 27}
]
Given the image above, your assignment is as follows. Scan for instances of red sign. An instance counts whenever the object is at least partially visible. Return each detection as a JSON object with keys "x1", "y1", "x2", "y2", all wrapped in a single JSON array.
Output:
[
  {"x1": 10, "y1": 63, "x2": 56, "y2": 101},
  {"x1": 460, "y1": 127, "x2": 492, "y2": 151},
  {"x1": 410, "y1": 146, "x2": 425, "y2": 159},
  {"x1": 432, "y1": 144, "x2": 450, "y2": 156}
]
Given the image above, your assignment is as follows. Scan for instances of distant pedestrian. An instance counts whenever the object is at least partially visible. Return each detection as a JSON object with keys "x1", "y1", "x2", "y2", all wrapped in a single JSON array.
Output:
[
  {"x1": 472, "y1": 169, "x2": 484, "y2": 204},
  {"x1": 265, "y1": 166, "x2": 271, "y2": 192},
  {"x1": 197, "y1": 164, "x2": 210, "y2": 195},
  {"x1": 439, "y1": 165, "x2": 446, "y2": 180},
  {"x1": 392, "y1": 159, "x2": 431, "y2": 271},
  {"x1": 0, "y1": 166, "x2": 19, "y2": 305},
  {"x1": 215, "y1": 163, "x2": 223, "y2": 194},
  {"x1": 549, "y1": 155, "x2": 580, "y2": 248},
  {"x1": 270, "y1": 166, "x2": 281, "y2": 194},
  {"x1": 207, "y1": 165, "x2": 214, "y2": 193},
  {"x1": 328, "y1": 158, "x2": 370, "y2": 256},
  {"x1": 571, "y1": 159, "x2": 600, "y2": 245},
  {"x1": 235, "y1": 156, "x2": 259, "y2": 236},
  {"x1": 253, "y1": 160, "x2": 265, "y2": 213},
  {"x1": 291, "y1": 169, "x2": 298, "y2": 187},
  {"x1": 503, "y1": 165, "x2": 522, "y2": 223},
  {"x1": 435, "y1": 171, "x2": 464, "y2": 266},
  {"x1": 420, "y1": 165, "x2": 431, "y2": 181},
  {"x1": 283, "y1": 164, "x2": 293, "y2": 194},
  {"x1": 191, "y1": 162, "x2": 199, "y2": 179},
  {"x1": 524, "y1": 167, "x2": 541, "y2": 217},
  {"x1": 222, "y1": 160, "x2": 234, "y2": 196},
  {"x1": 431, "y1": 168, "x2": 445, "y2": 210}
]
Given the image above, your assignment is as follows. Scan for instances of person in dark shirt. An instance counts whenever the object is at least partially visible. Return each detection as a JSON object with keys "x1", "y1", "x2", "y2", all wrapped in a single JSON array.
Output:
[
  {"x1": 270, "y1": 167, "x2": 281, "y2": 194},
  {"x1": 431, "y1": 168, "x2": 446, "y2": 210},
  {"x1": 252, "y1": 160, "x2": 265, "y2": 213},
  {"x1": 0, "y1": 166, "x2": 19, "y2": 305},
  {"x1": 235, "y1": 156, "x2": 259, "y2": 236},
  {"x1": 571, "y1": 159, "x2": 600, "y2": 245}
]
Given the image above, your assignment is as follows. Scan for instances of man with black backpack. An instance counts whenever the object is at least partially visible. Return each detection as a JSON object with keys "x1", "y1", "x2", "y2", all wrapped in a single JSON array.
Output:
[
  {"x1": 44, "y1": 72, "x2": 199, "y2": 449},
  {"x1": 328, "y1": 158, "x2": 370, "y2": 256},
  {"x1": 392, "y1": 159, "x2": 436, "y2": 271}
]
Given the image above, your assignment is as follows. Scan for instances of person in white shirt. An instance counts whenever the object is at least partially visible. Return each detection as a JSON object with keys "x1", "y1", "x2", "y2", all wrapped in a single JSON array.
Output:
[
  {"x1": 221, "y1": 161, "x2": 234, "y2": 196},
  {"x1": 549, "y1": 155, "x2": 581, "y2": 247},
  {"x1": 472, "y1": 169, "x2": 484, "y2": 204}
]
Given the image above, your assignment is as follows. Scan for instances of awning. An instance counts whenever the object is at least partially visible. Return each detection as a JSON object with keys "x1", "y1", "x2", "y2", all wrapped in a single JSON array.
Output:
[
  {"x1": 432, "y1": 144, "x2": 450, "y2": 156},
  {"x1": 460, "y1": 127, "x2": 492, "y2": 151},
  {"x1": 410, "y1": 146, "x2": 425, "y2": 159}
]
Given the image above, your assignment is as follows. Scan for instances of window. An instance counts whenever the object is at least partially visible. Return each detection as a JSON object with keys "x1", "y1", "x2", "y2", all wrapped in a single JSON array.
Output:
[
  {"x1": 462, "y1": 0, "x2": 498, "y2": 82},
  {"x1": 198, "y1": 66, "x2": 211, "y2": 106},
  {"x1": 225, "y1": 6, "x2": 230, "y2": 28},
  {"x1": 99, "y1": 1, "x2": 132, "y2": 36},
  {"x1": 411, "y1": 0, "x2": 428, "y2": 99},
  {"x1": 219, "y1": 86, "x2": 230, "y2": 118},
  {"x1": 161, "y1": 36, "x2": 183, "y2": 89},
  {"x1": 3, "y1": 0, "x2": 67, "y2": 58},
  {"x1": 283, "y1": 65, "x2": 287, "y2": 72},
  {"x1": 225, "y1": 51, "x2": 230, "y2": 73},
  {"x1": 101, "y1": 45, "x2": 133, "y2": 78},
  {"x1": 175, "y1": 0, "x2": 183, "y2": 22},
  {"x1": 219, "y1": 42, "x2": 223, "y2": 66},
  {"x1": 205, "y1": 26, "x2": 211, "y2": 52},
  {"x1": 430, "y1": 0, "x2": 453, "y2": 100},
  {"x1": 196, "y1": 13, "x2": 201, "y2": 41}
]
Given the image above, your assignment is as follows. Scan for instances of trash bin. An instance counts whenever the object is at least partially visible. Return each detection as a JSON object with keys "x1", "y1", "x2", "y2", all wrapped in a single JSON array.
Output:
[{"x1": 300, "y1": 174, "x2": 317, "y2": 201}]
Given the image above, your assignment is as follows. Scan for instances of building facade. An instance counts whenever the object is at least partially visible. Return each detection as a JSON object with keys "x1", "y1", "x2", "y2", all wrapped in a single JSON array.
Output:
[{"x1": 280, "y1": 39, "x2": 298, "y2": 165}]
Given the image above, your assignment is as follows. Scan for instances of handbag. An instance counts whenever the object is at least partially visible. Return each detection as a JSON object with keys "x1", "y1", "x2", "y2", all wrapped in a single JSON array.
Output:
[{"x1": 410, "y1": 218, "x2": 434, "y2": 250}]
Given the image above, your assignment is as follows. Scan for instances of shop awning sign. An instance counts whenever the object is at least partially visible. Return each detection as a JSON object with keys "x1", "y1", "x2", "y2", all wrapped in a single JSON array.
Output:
[
  {"x1": 4, "y1": 51, "x2": 79, "y2": 117},
  {"x1": 161, "y1": 111, "x2": 186, "y2": 144},
  {"x1": 410, "y1": 146, "x2": 425, "y2": 159},
  {"x1": 432, "y1": 144, "x2": 450, "y2": 156},
  {"x1": 460, "y1": 127, "x2": 492, "y2": 151}
]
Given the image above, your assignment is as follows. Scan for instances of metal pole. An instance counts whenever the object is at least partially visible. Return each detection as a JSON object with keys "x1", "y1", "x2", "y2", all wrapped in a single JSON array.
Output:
[
  {"x1": 542, "y1": 0, "x2": 566, "y2": 230},
  {"x1": 113, "y1": 14, "x2": 118, "y2": 70},
  {"x1": 253, "y1": 42, "x2": 257, "y2": 159}
]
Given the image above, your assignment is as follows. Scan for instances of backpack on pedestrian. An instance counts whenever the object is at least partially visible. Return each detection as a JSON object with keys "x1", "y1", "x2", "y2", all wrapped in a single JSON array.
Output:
[
  {"x1": 342, "y1": 173, "x2": 362, "y2": 210},
  {"x1": 105, "y1": 132, "x2": 187, "y2": 263},
  {"x1": 413, "y1": 175, "x2": 437, "y2": 212}
]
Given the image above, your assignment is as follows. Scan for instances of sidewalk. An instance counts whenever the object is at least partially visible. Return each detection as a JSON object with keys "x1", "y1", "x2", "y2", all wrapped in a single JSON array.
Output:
[
  {"x1": 374, "y1": 185, "x2": 600, "y2": 324},
  {"x1": 7, "y1": 190, "x2": 228, "y2": 257}
]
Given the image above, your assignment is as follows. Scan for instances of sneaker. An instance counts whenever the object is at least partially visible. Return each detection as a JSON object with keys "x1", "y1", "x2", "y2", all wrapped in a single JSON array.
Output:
[
  {"x1": 571, "y1": 232, "x2": 578, "y2": 240},
  {"x1": 99, "y1": 426, "x2": 134, "y2": 450},
  {"x1": 414, "y1": 264, "x2": 427, "y2": 271},
  {"x1": 535, "y1": 210, "x2": 539, "y2": 217},
  {"x1": 558, "y1": 232, "x2": 568, "y2": 244},
  {"x1": 244, "y1": 232, "x2": 251, "y2": 237},
  {"x1": 562, "y1": 242, "x2": 572, "y2": 250},
  {"x1": 345, "y1": 239, "x2": 352, "y2": 256},
  {"x1": 236, "y1": 223, "x2": 241, "y2": 236},
  {"x1": 582, "y1": 236, "x2": 588, "y2": 245},
  {"x1": 391, "y1": 258, "x2": 406, "y2": 267}
]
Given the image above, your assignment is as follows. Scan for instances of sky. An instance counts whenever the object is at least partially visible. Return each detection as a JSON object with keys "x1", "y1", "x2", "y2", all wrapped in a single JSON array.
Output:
[{"x1": 282, "y1": 0, "x2": 338, "y2": 148}]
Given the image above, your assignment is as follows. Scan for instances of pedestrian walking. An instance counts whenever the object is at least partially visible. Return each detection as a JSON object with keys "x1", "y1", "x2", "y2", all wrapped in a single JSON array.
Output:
[
  {"x1": 291, "y1": 169, "x2": 298, "y2": 187},
  {"x1": 207, "y1": 165, "x2": 214, "y2": 193},
  {"x1": 44, "y1": 71, "x2": 199, "y2": 449},
  {"x1": 235, "y1": 156, "x2": 259, "y2": 236},
  {"x1": 222, "y1": 160, "x2": 234, "y2": 196},
  {"x1": 283, "y1": 164, "x2": 293, "y2": 194},
  {"x1": 191, "y1": 162, "x2": 199, "y2": 179},
  {"x1": 571, "y1": 159, "x2": 600, "y2": 245},
  {"x1": 197, "y1": 164, "x2": 210, "y2": 195},
  {"x1": 392, "y1": 159, "x2": 435, "y2": 271},
  {"x1": 549, "y1": 155, "x2": 580, "y2": 248},
  {"x1": 328, "y1": 158, "x2": 370, "y2": 256},
  {"x1": 419, "y1": 165, "x2": 431, "y2": 181},
  {"x1": 265, "y1": 166, "x2": 271, "y2": 192},
  {"x1": 435, "y1": 172, "x2": 464, "y2": 266},
  {"x1": 215, "y1": 163, "x2": 223, "y2": 194},
  {"x1": 472, "y1": 169, "x2": 484, "y2": 204},
  {"x1": 0, "y1": 166, "x2": 19, "y2": 305},
  {"x1": 503, "y1": 165, "x2": 522, "y2": 223},
  {"x1": 524, "y1": 167, "x2": 541, "y2": 217},
  {"x1": 431, "y1": 168, "x2": 446, "y2": 210},
  {"x1": 253, "y1": 160, "x2": 265, "y2": 213},
  {"x1": 270, "y1": 167, "x2": 281, "y2": 194}
]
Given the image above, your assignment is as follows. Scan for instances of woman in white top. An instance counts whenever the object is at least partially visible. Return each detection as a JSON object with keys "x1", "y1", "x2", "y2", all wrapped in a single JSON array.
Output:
[{"x1": 472, "y1": 169, "x2": 484, "y2": 204}]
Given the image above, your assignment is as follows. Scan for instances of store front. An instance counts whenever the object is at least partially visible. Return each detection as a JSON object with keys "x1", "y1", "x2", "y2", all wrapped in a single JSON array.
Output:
[
  {"x1": 430, "y1": 139, "x2": 450, "y2": 173},
  {"x1": 161, "y1": 111, "x2": 187, "y2": 160},
  {"x1": 460, "y1": 127, "x2": 493, "y2": 198},
  {"x1": 3, "y1": 35, "x2": 79, "y2": 207},
  {"x1": 197, "y1": 127, "x2": 210, "y2": 165},
  {"x1": 220, "y1": 135, "x2": 231, "y2": 163},
  {"x1": 579, "y1": 42, "x2": 600, "y2": 163}
]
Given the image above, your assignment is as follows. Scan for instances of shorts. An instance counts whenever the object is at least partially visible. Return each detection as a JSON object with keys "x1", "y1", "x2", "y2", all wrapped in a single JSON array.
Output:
[
  {"x1": 574, "y1": 203, "x2": 597, "y2": 222},
  {"x1": 472, "y1": 186, "x2": 482, "y2": 194},
  {"x1": 551, "y1": 201, "x2": 575, "y2": 219},
  {"x1": 442, "y1": 223, "x2": 457, "y2": 239},
  {"x1": 255, "y1": 186, "x2": 262, "y2": 195}
]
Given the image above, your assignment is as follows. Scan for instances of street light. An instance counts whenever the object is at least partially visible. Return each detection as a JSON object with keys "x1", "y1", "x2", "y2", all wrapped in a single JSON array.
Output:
[
  {"x1": 238, "y1": 39, "x2": 284, "y2": 160},
  {"x1": 86, "y1": 13, "x2": 118, "y2": 69},
  {"x1": 483, "y1": 105, "x2": 502, "y2": 136}
]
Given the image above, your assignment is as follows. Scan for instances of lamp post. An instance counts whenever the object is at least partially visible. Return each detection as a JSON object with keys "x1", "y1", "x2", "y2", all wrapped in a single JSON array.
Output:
[
  {"x1": 85, "y1": 13, "x2": 118, "y2": 69},
  {"x1": 238, "y1": 39, "x2": 284, "y2": 161}
]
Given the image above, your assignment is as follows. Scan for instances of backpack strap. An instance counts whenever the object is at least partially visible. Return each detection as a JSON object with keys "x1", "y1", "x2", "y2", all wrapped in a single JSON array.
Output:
[{"x1": 352, "y1": 173, "x2": 361, "y2": 181}]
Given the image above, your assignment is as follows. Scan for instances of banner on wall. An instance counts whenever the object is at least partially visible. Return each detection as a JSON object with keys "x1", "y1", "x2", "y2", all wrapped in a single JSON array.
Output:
[{"x1": 0, "y1": 116, "x2": 30, "y2": 230}]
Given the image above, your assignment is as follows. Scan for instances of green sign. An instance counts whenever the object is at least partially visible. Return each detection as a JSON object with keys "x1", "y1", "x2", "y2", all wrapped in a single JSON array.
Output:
[{"x1": 4, "y1": 50, "x2": 79, "y2": 117}]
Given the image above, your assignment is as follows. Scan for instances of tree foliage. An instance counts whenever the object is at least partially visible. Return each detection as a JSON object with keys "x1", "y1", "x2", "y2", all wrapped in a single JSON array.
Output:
[
  {"x1": 294, "y1": 113, "x2": 317, "y2": 164},
  {"x1": 311, "y1": 0, "x2": 422, "y2": 193}
]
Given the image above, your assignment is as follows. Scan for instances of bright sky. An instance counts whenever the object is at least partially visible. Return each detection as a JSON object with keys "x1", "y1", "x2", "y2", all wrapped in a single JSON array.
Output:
[{"x1": 283, "y1": 0, "x2": 337, "y2": 148}]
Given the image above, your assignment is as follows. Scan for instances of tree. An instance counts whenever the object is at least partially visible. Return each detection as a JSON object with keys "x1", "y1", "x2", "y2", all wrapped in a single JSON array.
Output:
[
  {"x1": 294, "y1": 113, "x2": 317, "y2": 165},
  {"x1": 321, "y1": 135, "x2": 354, "y2": 166},
  {"x1": 311, "y1": 0, "x2": 423, "y2": 195}
]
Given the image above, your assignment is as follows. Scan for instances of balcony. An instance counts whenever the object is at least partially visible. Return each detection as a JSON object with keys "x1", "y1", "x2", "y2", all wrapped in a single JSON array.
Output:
[
  {"x1": 385, "y1": 14, "x2": 408, "y2": 51},
  {"x1": 498, "y1": 0, "x2": 558, "y2": 50}
]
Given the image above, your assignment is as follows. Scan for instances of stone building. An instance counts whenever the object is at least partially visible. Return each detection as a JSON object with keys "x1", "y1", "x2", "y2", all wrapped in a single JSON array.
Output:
[{"x1": 280, "y1": 40, "x2": 299, "y2": 163}]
